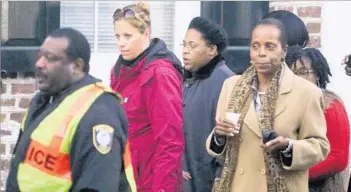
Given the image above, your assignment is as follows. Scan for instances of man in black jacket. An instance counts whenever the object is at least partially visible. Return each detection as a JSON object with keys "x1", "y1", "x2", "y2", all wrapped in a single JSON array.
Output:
[{"x1": 6, "y1": 28, "x2": 133, "y2": 192}]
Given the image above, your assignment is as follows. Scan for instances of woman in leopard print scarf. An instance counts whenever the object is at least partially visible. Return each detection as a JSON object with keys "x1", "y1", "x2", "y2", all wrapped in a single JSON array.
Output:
[
  {"x1": 208, "y1": 18, "x2": 330, "y2": 192},
  {"x1": 215, "y1": 18, "x2": 288, "y2": 192}
]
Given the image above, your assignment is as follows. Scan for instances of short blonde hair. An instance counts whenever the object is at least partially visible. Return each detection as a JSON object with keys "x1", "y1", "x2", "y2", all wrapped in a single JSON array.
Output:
[{"x1": 112, "y1": 2, "x2": 151, "y2": 33}]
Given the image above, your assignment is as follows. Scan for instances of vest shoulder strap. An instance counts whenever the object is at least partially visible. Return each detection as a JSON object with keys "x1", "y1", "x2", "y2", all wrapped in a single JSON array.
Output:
[
  {"x1": 21, "y1": 83, "x2": 122, "y2": 132},
  {"x1": 94, "y1": 82, "x2": 122, "y2": 103},
  {"x1": 21, "y1": 112, "x2": 28, "y2": 131}
]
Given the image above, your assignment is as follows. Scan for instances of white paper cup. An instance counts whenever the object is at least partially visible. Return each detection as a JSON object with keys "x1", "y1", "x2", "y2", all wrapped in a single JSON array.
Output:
[{"x1": 225, "y1": 112, "x2": 240, "y2": 125}]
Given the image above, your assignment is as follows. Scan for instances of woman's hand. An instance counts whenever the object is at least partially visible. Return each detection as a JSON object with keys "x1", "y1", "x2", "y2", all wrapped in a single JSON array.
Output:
[
  {"x1": 182, "y1": 170, "x2": 192, "y2": 180},
  {"x1": 215, "y1": 119, "x2": 240, "y2": 137},
  {"x1": 260, "y1": 136, "x2": 290, "y2": 151}
]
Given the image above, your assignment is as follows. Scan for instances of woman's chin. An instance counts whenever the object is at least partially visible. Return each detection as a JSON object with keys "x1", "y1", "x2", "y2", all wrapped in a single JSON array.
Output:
[
  {"x1": 256, "y1": 68, "x2": 272, "y2": 74},
  {"x1": 121, "y1": 54, "x2": 134, "y2": 61}
]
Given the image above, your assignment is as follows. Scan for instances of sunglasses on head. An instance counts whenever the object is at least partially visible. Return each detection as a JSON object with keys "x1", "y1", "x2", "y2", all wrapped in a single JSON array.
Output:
[{"x1": 113, "y1": 8, "x2": 147, "y2": 26}]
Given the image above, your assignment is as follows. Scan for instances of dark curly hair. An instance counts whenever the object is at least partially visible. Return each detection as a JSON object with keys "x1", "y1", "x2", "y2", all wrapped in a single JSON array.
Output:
[
  {"x1": 285, "y1": 45, "x2": 305, "y2": 68},
  {"x1": 286, "y1": 45, "x2": 331, "y2": 89},
  {"x1": 188, "y1": 17, "x2": 228, "y2": 54},
  {"x1": 263, "y1": 10, "x2": 309, "y2": 48}
]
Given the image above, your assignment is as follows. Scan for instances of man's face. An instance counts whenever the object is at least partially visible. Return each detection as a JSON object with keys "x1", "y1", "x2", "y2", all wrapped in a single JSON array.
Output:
[{"x1": 35, "y1": 37, "x2": 75, "y2": 95}]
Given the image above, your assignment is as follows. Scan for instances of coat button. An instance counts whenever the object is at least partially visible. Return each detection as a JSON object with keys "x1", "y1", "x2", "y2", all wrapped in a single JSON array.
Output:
[
  {"x1": 261, "y1": 169, "x2": 266, "y2": 175},
  {"x1": 239, "y1": 136, "x2": 243, "y2": 142},
  {"x1": 238, "y1": 168, "x2": 244, "y2": 175}
]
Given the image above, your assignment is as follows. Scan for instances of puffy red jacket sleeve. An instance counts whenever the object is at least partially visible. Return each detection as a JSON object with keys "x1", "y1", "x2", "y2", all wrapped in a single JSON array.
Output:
[
  {"x1": 144, "y1": 64, "x2": 184, "y2": 191},
  {"x1": 309, "y1": 100, "x2": 350, "y2": 180}
]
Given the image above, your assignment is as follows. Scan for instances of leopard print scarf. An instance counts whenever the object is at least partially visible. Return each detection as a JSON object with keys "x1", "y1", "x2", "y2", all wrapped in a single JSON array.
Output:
[{"x1": 214, "y1": 64, "x2": 289, "y2": 192}]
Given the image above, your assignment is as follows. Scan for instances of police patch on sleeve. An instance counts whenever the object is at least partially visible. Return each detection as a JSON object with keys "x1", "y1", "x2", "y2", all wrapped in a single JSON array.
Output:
[{"x1": 92, "y1": 124, "x2": 114, "y2": 154}]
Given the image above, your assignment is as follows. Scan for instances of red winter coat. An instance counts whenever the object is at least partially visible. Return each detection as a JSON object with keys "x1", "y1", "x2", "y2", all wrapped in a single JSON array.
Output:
[
  {"x1": 309, "y1": 98, "x2": 350, "y2": 180},
  {"x1": 110, "y1": 39, "x2": 184, "y2": 192}
]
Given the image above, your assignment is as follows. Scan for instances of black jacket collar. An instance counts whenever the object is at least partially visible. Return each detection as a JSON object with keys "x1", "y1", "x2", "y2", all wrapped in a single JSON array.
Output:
[
  {"x1": 184, "y1": 55, "x2": 224, "y2": 80},
  {"x1": 114, "y1": 38, "x2": 183, "y2": 77}
]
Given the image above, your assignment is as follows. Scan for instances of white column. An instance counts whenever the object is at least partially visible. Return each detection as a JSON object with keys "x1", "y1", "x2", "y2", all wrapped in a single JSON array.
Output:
[
  {"x1": 321, "y1": 1, "x2": 351, "y2": 116},
  {"x1": 173, "y1": 1, "x2": 201, "y2": 63}
]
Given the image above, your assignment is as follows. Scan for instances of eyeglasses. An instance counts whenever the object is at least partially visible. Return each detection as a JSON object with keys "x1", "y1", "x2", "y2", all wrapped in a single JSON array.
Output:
[
  {"x1": 113, "y1": 8, "x2": 147, "y2": 26},
  {"x1": 180, "y1": 42, "x2": 208, "y2": 51},
  {"x1": 294, "y1": 68, "x2": 314, "y2": 76}
]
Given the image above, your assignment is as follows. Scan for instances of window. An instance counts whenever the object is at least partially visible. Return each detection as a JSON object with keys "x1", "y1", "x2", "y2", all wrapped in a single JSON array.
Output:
[
  {"x1": 201, "y1": 1, "x2": 269, "y2": 74},
  {"x1": 60, "y1": 1, "x2": 175, "y2": 53},
  {"x1": 1, "y1": 1, "x2": 60, "y2": 73}
]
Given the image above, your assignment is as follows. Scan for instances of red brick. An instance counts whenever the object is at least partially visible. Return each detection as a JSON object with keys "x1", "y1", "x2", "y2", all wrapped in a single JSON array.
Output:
[
  {"x1": 308, "y1": 36, "x2": 321, "y2": 48},
  {"x1": 274, "y1": 6, "x2": 294, "y2": 12},
  {"x1": 306, "y1": 22, "x2": 321, "y2": 34},
  {"x1": 0, "y1": 129, "x2": 12, "y2": 136},
  {"x1": 10, "y1": 112, "x2": 25, "y2": 123},
  {"x1": 11, "y1": 83, "x2": 36, "y2": 94},
  {"x1": 0, "y1": 144, "x2": 5, "y2": 154},
  {"x1": 10, "y1": 144, "x2": 16, "y2": 153},
  {"x1": 1, "y1": 83, "x2": 6, "y2": 94},
  {"x1": 0, "y1": 179, "x2": 4, "y2": 192},
  {"x1": 0, "y1": 98, "x2": 16, "y2": 107},
  {"x1": 0, "y1": 158, "x2": 10, "y2": 171},
  {"x1": 19, "y1": 98, "x2": 32, "y2": 109},
  {"x1": 297, "y1": 6, "x2": 321, "y2": 18},
  {"x1": 1, "y1": 114, "x2": 6, "y2": 123}
]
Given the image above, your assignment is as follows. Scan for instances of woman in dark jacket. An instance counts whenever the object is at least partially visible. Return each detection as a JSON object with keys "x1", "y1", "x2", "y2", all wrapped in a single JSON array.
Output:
[
  {"x1": 110, "y1": 2, "x2": 184, "y2": 192},
  {"x1": 181, "y1": 17, "x2": 234, "y2": 192}
]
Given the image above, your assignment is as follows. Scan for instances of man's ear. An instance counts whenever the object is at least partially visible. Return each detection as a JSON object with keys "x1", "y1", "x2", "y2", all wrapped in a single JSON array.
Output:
[{"x1": 74, "y1": 58, "x2": 85, "y2": 73}]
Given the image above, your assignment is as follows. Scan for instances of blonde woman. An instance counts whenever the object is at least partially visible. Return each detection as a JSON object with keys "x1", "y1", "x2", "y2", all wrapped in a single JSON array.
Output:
[{"x1": 110, "y1": 2, "x2": 184, "y2": 192}]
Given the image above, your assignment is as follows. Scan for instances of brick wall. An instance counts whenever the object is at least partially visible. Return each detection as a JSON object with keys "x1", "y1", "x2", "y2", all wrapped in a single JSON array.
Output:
[
  {"x1": 0, "y1": 1, "x2": 324, "y2": 191},
  {"x1": 270, "y1": 1, "x2": 323, "y2": 48},
  {"x1": 0, "y1": 77, "x2": 37, "y2": 190}
]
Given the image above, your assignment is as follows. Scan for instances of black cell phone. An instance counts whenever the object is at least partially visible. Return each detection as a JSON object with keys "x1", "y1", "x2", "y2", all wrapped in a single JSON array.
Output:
[{"x1": 262, "y1": 130, "x2": 279, "y2": 144}]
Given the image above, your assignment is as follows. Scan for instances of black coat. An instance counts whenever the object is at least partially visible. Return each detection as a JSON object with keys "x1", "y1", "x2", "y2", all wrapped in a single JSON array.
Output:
[
  {"x1": 182, "y1": 56, "x2": 234, "y2": 192},
  {"x1": 7, "y1": 75, "x2": 130, "y2": 192}
]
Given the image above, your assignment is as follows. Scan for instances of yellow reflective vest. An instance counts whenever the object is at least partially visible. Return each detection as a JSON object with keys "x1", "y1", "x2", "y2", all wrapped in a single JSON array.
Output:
[{"x1": 17, "y1": 83, "x2": 136, "y2": 192}]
